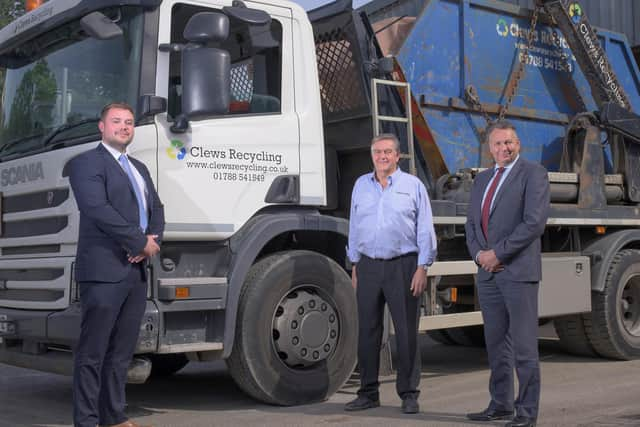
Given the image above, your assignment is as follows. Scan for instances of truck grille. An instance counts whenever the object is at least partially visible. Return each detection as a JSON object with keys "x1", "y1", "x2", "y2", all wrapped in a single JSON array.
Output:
[
  {"x1": 0, "y1": 187, "x2": 76, "y2": 308},
  {"x1": 0, "y1": 154, "x2": 81, "y2": 310},
  {"x1": 4, "y1": 189, "x2": 69, "y2": 213},
  {"x1": 0, "y1": 258, "x2": 72, "y2": 309},
  {"x1": 0, "y1": 185, "x2": 77, "y2": 258},
  {"x1": 3, "y1": 217, "x2": 68, "y2": 238}
]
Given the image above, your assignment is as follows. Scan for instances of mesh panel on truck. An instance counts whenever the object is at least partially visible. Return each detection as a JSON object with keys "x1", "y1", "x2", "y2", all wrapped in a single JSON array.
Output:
[
  {"x1": 315, "y1": 30, "x2": 366, "y2": 116},
  {"x1": 230, "y1": 59, "x2": 254, "y2": 103},
  {"x1": 313, "y1": 11, "x2": 371, "y2": 124}
]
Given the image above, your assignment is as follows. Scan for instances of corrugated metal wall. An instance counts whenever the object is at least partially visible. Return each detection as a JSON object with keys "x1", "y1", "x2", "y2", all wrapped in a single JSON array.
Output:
[
  {"x1": 360, "y1": 0, "x2": 640, "y2": 47},
  {"x1": 506, "y1": 0, "x2": 640, "y2": 46}
]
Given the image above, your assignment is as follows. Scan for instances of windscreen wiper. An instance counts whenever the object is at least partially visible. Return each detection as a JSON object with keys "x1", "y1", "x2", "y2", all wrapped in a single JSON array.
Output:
[
  {"x1": 0, "y1": 132, "x2": 45, "y2": 156},
  {"x1": 41, "y1": 117, "x2": 100, "y2": 147}
]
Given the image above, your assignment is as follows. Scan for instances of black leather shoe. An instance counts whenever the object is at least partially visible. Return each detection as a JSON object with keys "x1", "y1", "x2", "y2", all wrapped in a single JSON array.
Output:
[
  {"x1": 344, "y1": 396, "x2": 380, "y2": 411},
  {"x1": 401, "y1": 396, "x2": 419, "y2": 414},
  {"x1": 506, "y1": 416, "x2": 536, "y2": 427},
  {"x1": 466, "y1": 407, "x2": 514, "y2": 421}
]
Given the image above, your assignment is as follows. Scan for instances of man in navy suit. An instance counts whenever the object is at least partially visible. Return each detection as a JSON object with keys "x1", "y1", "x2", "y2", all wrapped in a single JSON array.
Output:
[
  {"x1": 70, "y1": 103, "x2": 164, "y2": 427},
  {"x1": 465, "y1": 121, "x2": 550, "y2": 427}
]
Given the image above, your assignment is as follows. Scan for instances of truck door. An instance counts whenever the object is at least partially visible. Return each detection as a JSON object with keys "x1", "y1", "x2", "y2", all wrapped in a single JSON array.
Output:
[{"x1": 155, "y1": 0, "x2": 297, "y2": 240}]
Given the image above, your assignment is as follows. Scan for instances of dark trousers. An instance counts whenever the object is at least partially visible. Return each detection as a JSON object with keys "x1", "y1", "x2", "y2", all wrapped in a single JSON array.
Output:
[
  {"x1": 73, "y1": 266, "x2": 147, "y2": 427},
  {"x1": 477, "y1": 276, "x2": 540, "y2": 419},
  {"x1": 356, "y1": 253, "x2": 421, "y2": 400}
]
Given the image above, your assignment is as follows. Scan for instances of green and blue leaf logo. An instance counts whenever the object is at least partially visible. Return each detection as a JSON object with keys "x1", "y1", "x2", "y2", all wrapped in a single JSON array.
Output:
[
  {"x1": 569, "y1": 3, "x2": 583, "y2": 24},
  {"x1": 167, "y1": 139, "x2": 187, "y2": 160},
  {"x1": 496, "y1": 18, "x2": 509, "y2": 37}
]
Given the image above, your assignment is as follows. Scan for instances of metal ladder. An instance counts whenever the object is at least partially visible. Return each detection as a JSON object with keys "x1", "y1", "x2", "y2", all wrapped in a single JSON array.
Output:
[
  {"x1": 370, "y1": 79, "x2": 418, "y2": 375},
  {"x1": 371, "y1": 78, "x2": 416, "y2": 175}
]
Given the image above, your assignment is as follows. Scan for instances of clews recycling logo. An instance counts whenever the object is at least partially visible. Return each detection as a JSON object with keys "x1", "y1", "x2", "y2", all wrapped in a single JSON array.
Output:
[
  {"x1": 569, "y1": 3, "x2": 583, "y2": 24},
  {"x1": 167, "y1": 139, "x2": 187, "y2": 160},
  {"x1": 496, "y1": 18, "x2": 509, "y2": 37}
]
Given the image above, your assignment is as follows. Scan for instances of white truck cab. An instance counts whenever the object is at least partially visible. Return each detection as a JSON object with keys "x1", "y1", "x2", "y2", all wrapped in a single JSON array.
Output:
[{"x1": 0, "y1": 0, "x2": 357, "y2": 406}]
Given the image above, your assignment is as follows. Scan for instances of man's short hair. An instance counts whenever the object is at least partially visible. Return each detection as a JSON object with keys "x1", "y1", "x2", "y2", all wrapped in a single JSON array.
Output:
[
  {"x1": 100, "y1": 102, "x2": 135, "y2": 121},
  {"x1": 371, "y1": 133, "x2": 400, "y2": 152},
  {"x1": 484, "y1": 120, "x2": 518, "y2": 144}
]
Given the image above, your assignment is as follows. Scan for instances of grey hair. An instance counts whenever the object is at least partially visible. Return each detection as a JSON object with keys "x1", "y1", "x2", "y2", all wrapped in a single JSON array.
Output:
[
  {"x1": 371, "y1": 133, "x2": 400, "y2": 152},
  {"x1": 483, "y1": 120, "x2": 519, "y2": 144}
]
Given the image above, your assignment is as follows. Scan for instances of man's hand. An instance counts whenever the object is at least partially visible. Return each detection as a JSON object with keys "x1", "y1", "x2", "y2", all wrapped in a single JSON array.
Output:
[
  {"x1": 477, "y1": 249, "x2": 504, "y2": 272},
  {"x1": 143, "y1": 234, "x2": 160, "y2": 256},
  {"x1": 410, "y1": 267, "x2": 428, "y2": 297},
  {"x1": 351, "y1": 264, "x2": 357, "y2": 290},
  {"x1": 128, "y1": 235, "x2": 160, "y2": 263}
]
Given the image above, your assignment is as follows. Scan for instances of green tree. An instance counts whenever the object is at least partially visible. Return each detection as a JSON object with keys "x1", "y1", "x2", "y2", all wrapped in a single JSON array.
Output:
[
  {"x1": 0, "y1": 0, "x2": 25, "y2": 29},
  {"x1": 0, "y1": 0, "x2": 26, "y2": 108},
  {"x1": 6, "y1": 59, "x2": 56, "y2": 139}
]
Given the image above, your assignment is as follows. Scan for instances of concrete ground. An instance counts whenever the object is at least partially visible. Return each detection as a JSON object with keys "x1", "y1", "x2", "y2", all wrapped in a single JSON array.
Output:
[{"x1": 2, "y1": 325, "x2": 640, "y2": 427}]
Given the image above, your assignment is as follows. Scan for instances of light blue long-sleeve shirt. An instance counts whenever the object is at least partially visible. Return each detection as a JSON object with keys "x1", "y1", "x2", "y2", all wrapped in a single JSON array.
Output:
[{"x1": 347, "y1": 168, "x2": 437, "y2": 266}]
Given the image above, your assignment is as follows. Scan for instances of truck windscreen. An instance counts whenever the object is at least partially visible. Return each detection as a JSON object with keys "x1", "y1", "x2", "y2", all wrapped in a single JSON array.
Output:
[{"x1": 0, "y1": 6, "x2": 144, "y2": 161}]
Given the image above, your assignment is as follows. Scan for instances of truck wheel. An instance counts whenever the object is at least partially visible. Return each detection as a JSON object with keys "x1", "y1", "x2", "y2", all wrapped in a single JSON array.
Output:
[
  {"x1": 444, "y1": 325, "x2": 485, "y2": 347},
  {"x1": 426, "y1": 329, "x2": 456, "y2": 345},
  {"x1": 585, "y1": 249, "x2": 640, "y2": 360},
  {"x1": 148, "y1": 353, "x2": 189, "y2": 377},
  {"x1": 226, "y1": 250, "x2": 357, "y2": 405},
  {"x1": 553, "y1": 315, "x2": 597, "y2": 357}
]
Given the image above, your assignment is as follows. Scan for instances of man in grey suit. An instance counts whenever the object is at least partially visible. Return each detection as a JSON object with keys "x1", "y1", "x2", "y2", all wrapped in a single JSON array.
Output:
[{"x1": 465, "y1": 120, "x2": 550, "y2": 427}]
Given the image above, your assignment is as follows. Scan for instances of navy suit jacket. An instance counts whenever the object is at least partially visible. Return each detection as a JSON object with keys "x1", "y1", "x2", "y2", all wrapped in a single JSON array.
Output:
[
  {"x1": 465, "y1": 157, "x2": 550, "y2": 282},
  {"x1": 69, "y1": 144, "x2": 165, "y2": 283}
]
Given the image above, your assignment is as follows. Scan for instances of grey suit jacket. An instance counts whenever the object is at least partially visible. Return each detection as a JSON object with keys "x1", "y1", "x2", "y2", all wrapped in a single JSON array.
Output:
[{"x1": 465, "y1": 157, "x2": 550, "y2": 282}]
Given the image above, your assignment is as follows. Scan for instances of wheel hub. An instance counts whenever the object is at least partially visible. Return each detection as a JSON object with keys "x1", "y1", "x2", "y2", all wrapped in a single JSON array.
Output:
[
  {"x1": 620, "y1": 275, "x2": 640, "y2": 337},
  {"x1": 273, "y1": 289, "x2": 339, "y2": 367}
]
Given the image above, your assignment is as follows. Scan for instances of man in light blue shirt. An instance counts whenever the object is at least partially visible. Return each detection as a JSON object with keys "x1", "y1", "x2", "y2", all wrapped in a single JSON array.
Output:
[{"x1": 344, "y1": 133, "x2": 437, "y2": 414}]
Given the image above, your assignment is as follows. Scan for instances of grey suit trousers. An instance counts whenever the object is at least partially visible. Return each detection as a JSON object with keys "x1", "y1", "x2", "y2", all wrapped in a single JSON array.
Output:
[{"x1": 477, "y1": 275, "x2": 540, "y2": 419}]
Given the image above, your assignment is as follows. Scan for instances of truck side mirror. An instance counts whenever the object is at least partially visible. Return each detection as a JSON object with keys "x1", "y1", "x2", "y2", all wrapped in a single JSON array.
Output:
[
  {"x1": 223, "y1": 2, "x2": 271, "y2": 25},
  {"x1": 80, "y1": 11, "x2": 123, "y2": 40},
  {"x1": 172, "y1": 12, "x2": 231, "y2": 133}
]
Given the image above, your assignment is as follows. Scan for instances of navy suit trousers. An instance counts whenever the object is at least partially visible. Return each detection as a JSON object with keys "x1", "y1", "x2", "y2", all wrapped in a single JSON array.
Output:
[
  {"x1": 477, "y1": 276, "x2": 540, "y2": 419},
  {"x1": 73, "y1": 266, "x2": 147, "y2": 427},
  {"x1": 356, "y1": 253, "x2": 421, "y2": 400}
]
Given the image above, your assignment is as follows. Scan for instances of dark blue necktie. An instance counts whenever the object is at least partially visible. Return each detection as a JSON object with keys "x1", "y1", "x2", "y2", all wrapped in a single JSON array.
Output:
[{"x1": 119, "y1": 154, "x2": 148, "y2": 232}]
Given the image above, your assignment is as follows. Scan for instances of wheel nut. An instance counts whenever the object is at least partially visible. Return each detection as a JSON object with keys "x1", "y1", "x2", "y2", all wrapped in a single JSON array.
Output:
[
  {"x1": 329, "y1": 314, "x2": 335, "y2": 322},
  {"x1": 292, "y1": 336, "x2": 299, "y2": 345},
  {"x1": 298, "y1": 306, "x2": 304, "y2": 315},
  {"x1": 324, "y1": 344, "x2": 331, "y2": 352},
  {"x1": 309, "y1": 299, "x2": 316, "y2": 308},
  {"x1": 330, "y1": 330, "x2": 336, "y2": 338},
  {"x1": 321, "y1": 303, "x2": 327, "y2": 311},
  {"x1": 301, "y1": 348, "x2": 307, "y2": 356},
  {"x1": 313, "y1": 351, "x2": 319, "y2": 359},
  {"x1": 291, "y1": 320, "x2": 298, "y2": 329}
]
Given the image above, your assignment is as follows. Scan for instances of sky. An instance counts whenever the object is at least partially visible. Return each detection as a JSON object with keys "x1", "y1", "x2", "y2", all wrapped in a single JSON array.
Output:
[{"x1": 293, "y1": 0, "x2": 371, "y2": 11}]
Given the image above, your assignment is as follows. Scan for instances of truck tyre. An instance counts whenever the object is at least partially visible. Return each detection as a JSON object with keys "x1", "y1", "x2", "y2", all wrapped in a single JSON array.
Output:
[
  {"x1": 433, "y1": 305, "x2": 485, "y2": 346},
  {"x1": 444, "y1": 325, "x2": 485, "y2": 347},
  {"x1": 584, "y1": 249, "x2": 640, "y2": 360},
  {"x1": 426, "y1": 329, "x2": 456, "y2": 345},
  {"x1": 226, "y1": 250, "x2": 357, "y2": 405},
  {"x1": 553, "y1": 315, "x2": 597, "y2": 357},
  {"x1": 148, "y1": 353, "x2": 189, "y2": 377}
]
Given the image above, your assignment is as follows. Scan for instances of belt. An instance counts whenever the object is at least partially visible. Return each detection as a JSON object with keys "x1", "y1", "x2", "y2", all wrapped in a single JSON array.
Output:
[{"x1": 362, "y1": 252, "x2": 417, "y2": 262}]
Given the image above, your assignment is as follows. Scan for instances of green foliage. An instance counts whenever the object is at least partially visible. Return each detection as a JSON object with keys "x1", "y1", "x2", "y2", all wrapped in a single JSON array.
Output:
[
  {"x1": 6, "y1": 59, "x2": 56, "y2": 137},
  {"x1": 0, "y1": 0, "x2": 25, "y2": 98},
  {"x1": 0, "y1": 0, "x2": 25, "y2": 29}
]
